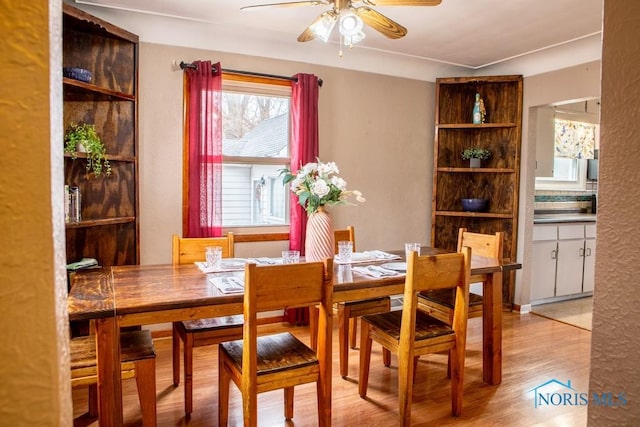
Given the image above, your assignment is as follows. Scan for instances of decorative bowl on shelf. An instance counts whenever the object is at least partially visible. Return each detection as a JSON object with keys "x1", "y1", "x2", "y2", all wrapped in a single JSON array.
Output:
[
  {"x1": 461, "y1": 198, "x2": 488, "y2": 212},
  {"x1": 63, "y1": 67, "x2": 92, "y2": 83}
]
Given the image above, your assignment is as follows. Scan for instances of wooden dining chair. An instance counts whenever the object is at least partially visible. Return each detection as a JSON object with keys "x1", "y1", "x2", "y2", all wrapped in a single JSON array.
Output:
[
  {"x1": 171, "y1": 233, "x2": 244, "y2": 415},
  {"x1": 358, "y1": 248, "x2": 471, "y2": 426},
  {"x1": 218, "y1": 259, "x2": 333, "y2": 427},
  {"x1": 418, "y1": 228, "x2": 503, "y2": 324},
  {"x1": 418, "y1": 229, "x2": 502, "y2": 376},
  {"x1": 334, "y1": 226, "x2": 391, "y2": 378},
  {"x1": 70, "y1": 330, "x2": 157, "y2": 425}
]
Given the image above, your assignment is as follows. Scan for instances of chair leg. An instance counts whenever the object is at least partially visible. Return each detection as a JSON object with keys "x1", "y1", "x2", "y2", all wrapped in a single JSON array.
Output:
[
  {"x1": 172, "y1": 323, "x2": 180, "y2": 386},
  {"x1": 398, "y1": 350, "x2": 415, "y2": 427},
  {"x1": 337, "y1": 304, "x2": 349, "y2": 378},
  {"x1": 349, "y1": 317, "x2": 358, "y2": 349},
  {"x1": 284, "y1": 386, "x2": 294, "y2": 420},
  {"x1": 309, "y1": 305, "x2": 319, "y2": 351},
  {"x1": 183, "y1": 332, "x2": 194, "y2": 415},
  {"x1": 316, "y1": 377, "x2": 326, "y2": 427},
  {"x1": 358, "y1": 320, "x2": 373, "y2": 398},
  {"x1": 88, "y1": 383, "x2": 98, "y2": 417},
  {"x1": 449, "y1": 348, "x2": 464, "y2": 416},
  {"x1": 218, "y1": 353, "x2": 230, "y2": 427},
  {"x1": 446, "y1": 310, "x2": 455, "y2": 379},
  {"x1": 383, "y1": 347, "x2": 391, "y2": 367},
  {"x1": 134, "y1": 358, "x2": 157, "y2": 427},
  {"x1": 242, "y1": 389, "x2": 258, "y2": 427}
]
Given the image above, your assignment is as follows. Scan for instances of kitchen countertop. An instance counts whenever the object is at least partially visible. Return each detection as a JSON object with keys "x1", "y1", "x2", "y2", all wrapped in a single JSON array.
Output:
[{"x1": 533, "y1": 213, "x2": 597, "y2": 224}]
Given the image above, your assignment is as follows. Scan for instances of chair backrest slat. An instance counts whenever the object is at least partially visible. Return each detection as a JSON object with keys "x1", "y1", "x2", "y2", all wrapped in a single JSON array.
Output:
[
  {"x1": 172, "y1": 233, "x2": 235, "y2": 265},
  {"x1": 456, "y1": 228, "x2": 503, "y2": 260},
  {"x1": 334, "y1": 226, "x2": 356, "y2": 253},
  {"x1": 408, "y1": 251, "x2": 468, "y2": 293},
  {"x1": 248, "y1": 261, "x2": 331, "y2": 313}
]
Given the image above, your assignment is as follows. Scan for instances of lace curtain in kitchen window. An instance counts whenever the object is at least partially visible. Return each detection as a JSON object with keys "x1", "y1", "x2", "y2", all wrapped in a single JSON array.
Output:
[{"x1": 554, "y1": 119, "x2": 596, "y2": 159}]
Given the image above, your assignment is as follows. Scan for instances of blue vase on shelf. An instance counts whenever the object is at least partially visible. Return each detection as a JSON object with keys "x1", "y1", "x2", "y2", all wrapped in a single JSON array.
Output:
[{"x1": 472, "y1": 93, "x2": 486, "y2": 124}]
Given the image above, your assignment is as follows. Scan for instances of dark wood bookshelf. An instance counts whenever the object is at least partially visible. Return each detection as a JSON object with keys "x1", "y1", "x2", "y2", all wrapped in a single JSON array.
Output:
[
  {"x1": 432, "y1": 75, "x2": 523, "y2": 306},
  {"x1": 63, "y1": 3, "x2": 139, "y2": 269}
]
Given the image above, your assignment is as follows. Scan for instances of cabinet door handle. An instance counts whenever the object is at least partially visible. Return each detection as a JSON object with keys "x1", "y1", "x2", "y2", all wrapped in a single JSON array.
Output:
[
  {"x1": 551, "y1": 249, "x2": 557, "y2": 260},
  {"x1": 586, "y1": 247, "x2": 592, "y2": 257},
  {"x1": 579, "y1": 247, "x2": 584, "y2": 257}
]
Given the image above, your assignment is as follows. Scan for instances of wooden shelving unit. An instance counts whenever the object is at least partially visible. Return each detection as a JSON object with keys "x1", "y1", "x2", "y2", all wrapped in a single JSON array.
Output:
[
  {"x1": 63, "y1": 3, "x2": 139, "y2": 268},
  {"x1": 431, "y1": 75, "x2": 523, "y2": 305}
]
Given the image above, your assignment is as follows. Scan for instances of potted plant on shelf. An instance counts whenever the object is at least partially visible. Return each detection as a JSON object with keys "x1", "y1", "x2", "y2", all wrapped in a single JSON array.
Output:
[
  {"x1": 64, "y1": 123, "x2": 111, "y2": 177},
  {"x1": 462, "y1": 147, "x2": 491, "y2": 168}
]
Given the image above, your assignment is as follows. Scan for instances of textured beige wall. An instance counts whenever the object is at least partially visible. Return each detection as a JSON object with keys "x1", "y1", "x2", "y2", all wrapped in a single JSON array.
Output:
[
  {"x1": 0, "y1": 0, "x2": 72, "y2": 424},
  {"x1": 589, "y1": 0, "x2": 640, "y2": 423},
  {"x1": 515, "y1": 62, "x2": 601, "y2": 306},
  {"x1": 138, "y1": 43, "x2": 433, "y2": 264}
]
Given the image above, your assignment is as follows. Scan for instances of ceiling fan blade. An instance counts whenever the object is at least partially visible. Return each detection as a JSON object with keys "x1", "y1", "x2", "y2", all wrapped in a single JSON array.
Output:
[
  {"x1": 362, "y1": 0, "x2": 442, "y2": 6},
  {"x1": 241, "y1": 1, "x2": 330, "y2": 11},
  {"x1": 298, "y1": 10, "x2": 338, "y2": 42},
  {"x1": 298, "y1": 26, "x2": 318, "y2": 43},
  {"x1": 297, "y1": 12, "x2": 327, "y2": 42},
  {"x1": 355, "y1": 6, "x2": 407, "y2": 39}
]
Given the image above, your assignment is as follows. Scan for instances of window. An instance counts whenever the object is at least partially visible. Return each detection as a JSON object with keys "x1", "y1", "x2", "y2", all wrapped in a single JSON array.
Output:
[
  {"x1": 536, "y1": 118, "x2": 597, "y2": 190},
  {"x1": 535, "y1": 157, "x2": 587, "y2": 191},
  {"x1": 552, "y1": 157, "x2": 579, "y2": 181},
  {"x1": 269, "y1": 177, "x2": 286, "y2": 221},
  {"x1": 221, "y1": 78, "x2": 291, "y2": 227}
]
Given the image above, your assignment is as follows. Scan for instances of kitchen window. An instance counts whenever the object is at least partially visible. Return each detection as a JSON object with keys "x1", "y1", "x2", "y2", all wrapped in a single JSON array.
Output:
[
  {"x1": 535, "y1": 118, "x2": 597, "y2": 190},
  {"x1": 221, "y1": 78, "x2": 291, "y2": 226}
]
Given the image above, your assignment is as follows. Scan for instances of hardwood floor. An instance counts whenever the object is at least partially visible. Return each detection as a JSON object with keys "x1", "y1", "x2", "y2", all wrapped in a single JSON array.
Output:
[{"x1": 72, "y1": 312, "x2": 591, "y2": 426}]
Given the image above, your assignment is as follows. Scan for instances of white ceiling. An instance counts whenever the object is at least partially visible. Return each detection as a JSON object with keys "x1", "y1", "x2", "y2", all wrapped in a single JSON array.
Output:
[{"x1": 71, "y1": 0, "x2": 604, "y2": 81}]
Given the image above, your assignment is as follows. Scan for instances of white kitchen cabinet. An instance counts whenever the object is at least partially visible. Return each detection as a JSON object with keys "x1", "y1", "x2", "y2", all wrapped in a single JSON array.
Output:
[
  {"x1": 531, "y1": 224, "x2": 558, "y2": 300},
  {"x1": 556, "y1": 239, "x2": 586, "y2": 296},
  {"x1": 531, "y1": 240, "x2": 558, "y2": 300},
  {"x1": 531, "y1": 222, "x2": 596, "y2": 302}
]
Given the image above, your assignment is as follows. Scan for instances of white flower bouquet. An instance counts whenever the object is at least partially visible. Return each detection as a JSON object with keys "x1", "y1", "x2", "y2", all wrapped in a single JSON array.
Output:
[{"x1": 281, "y1": 160, "x2": 365, "y2": 215}]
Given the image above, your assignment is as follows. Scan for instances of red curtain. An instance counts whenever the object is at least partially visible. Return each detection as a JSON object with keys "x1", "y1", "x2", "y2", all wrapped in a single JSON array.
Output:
[
  {"x1": 285, "y1": 73, "x2": 320, "y2": 325},
  {"x1": 185, "y1": 61, "x2": 223, "y2": 238}
]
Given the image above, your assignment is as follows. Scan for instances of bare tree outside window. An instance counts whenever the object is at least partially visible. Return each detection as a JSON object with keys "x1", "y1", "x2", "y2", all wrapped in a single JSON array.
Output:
[{"x1": 222, "y1": 93, "x2": 289, "y2": 140}]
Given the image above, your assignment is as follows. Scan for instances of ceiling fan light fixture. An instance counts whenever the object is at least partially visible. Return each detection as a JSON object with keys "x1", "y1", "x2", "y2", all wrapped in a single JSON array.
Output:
[
  {"x1": 339, "y1": 11, "x2": 363, "y2": 37},
  {"x1": 310, "y1": 11, "x2": 337, "y2": 43}
]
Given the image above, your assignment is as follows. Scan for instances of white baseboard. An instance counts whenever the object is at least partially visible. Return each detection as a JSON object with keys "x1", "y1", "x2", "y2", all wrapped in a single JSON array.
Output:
[
  {"x1": 531, "y1": 292, "x2": 593, "y2": 306},
  {"x1": 516, "y1": 304, "x2": 532, "y2": 314}
]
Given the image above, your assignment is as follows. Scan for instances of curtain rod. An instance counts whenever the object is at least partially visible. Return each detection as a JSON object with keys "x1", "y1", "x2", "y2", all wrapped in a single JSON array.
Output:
[{"x1": 179, "y1": 61, "x2": 323, "y2": 87}]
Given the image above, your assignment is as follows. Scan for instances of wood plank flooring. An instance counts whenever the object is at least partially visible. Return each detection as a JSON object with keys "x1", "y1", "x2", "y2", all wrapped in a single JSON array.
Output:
[{"x1": 72, "y1": 312, "x2": 591, "y2": 426}]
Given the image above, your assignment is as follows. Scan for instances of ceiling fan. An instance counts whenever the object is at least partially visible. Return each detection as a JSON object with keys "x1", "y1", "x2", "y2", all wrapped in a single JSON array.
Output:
[{"x1": 241, "y1": 0, "x2": 442, "y2": 47}]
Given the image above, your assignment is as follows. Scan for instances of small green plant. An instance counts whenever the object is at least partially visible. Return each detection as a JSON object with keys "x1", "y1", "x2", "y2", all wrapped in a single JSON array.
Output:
[
  {"x1": 64, "y1": 123, "x2": 111, "y2": 176},
  {"x1": 461, "y1": 147, "x2": 491, "y2": 160}
]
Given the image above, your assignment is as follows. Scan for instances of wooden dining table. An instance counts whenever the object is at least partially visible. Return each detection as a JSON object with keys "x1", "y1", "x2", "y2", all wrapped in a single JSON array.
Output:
[{"x1": 67, "y1": 247, "x2": 520, "y2": 426}]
